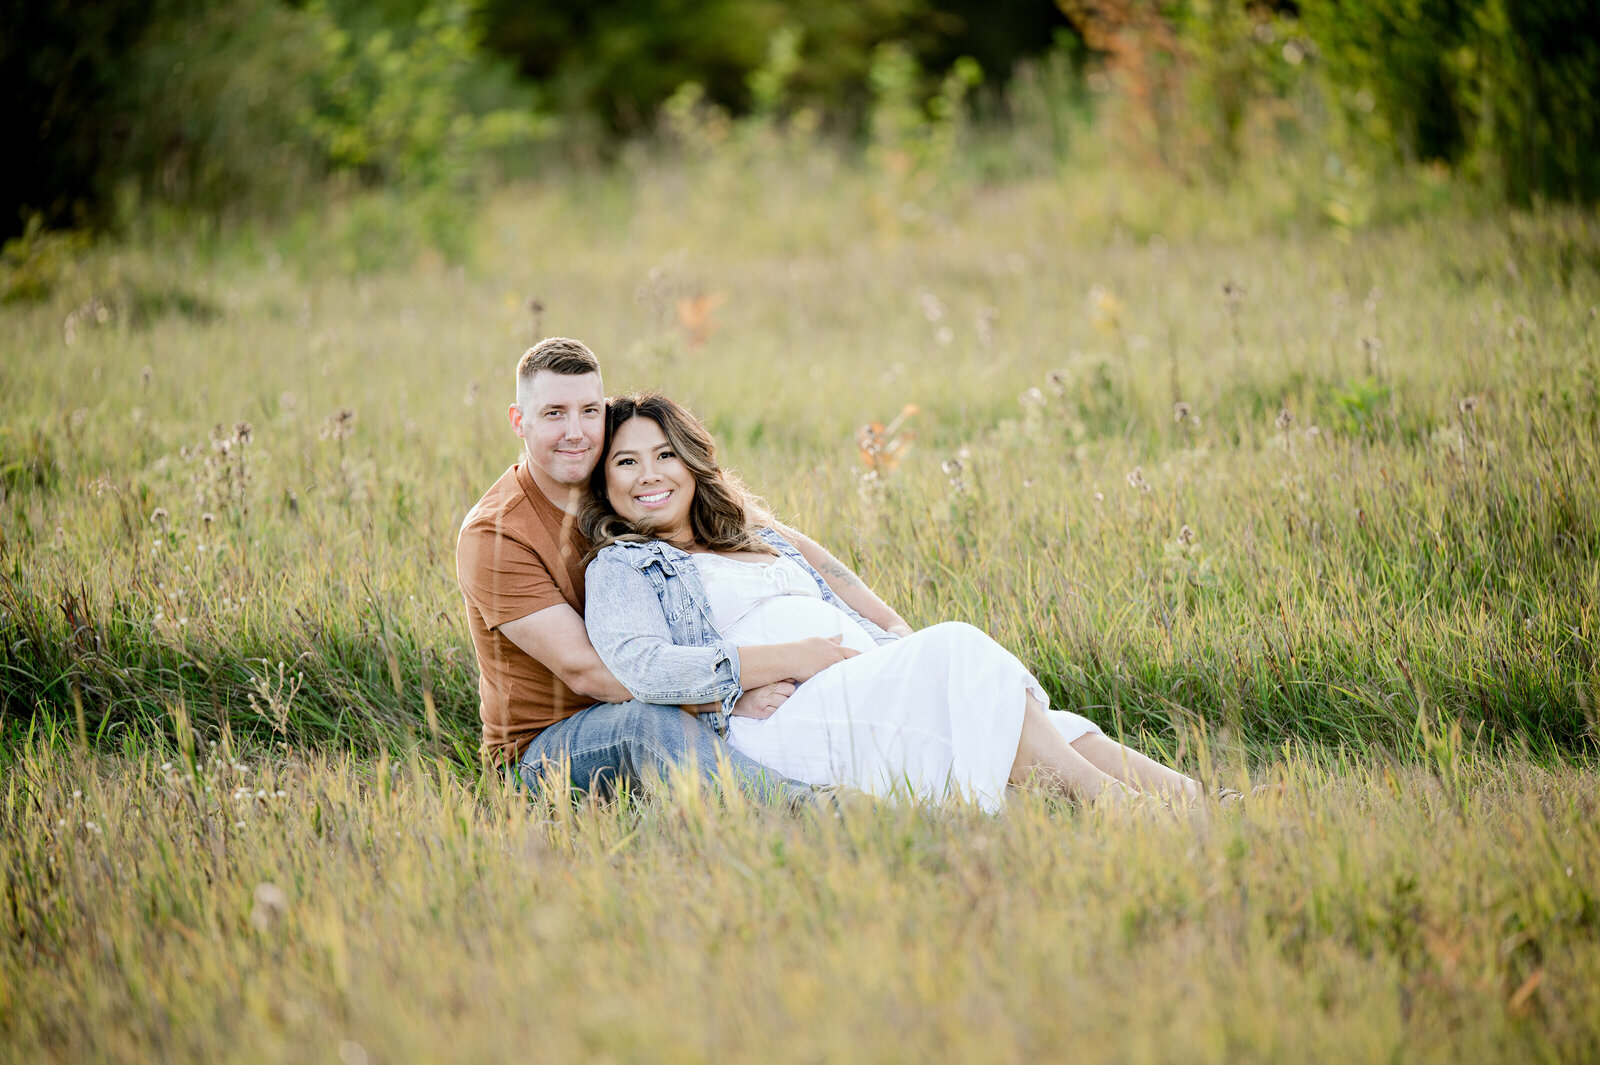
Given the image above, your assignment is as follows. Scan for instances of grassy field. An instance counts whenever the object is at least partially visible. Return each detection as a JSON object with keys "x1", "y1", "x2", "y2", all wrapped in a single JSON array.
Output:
[
  {"x1": 2, "y1": 737, "x2": 1597, "y2": 1064},
  {"x1": 3, "y1": 151, "x2": 1599, "y2": 1060}
]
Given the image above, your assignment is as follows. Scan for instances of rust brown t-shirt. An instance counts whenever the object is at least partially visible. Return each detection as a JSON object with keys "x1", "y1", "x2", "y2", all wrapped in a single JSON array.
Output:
[{"x1": 456, "y1": 463, "x2": 592, "y2": 765}]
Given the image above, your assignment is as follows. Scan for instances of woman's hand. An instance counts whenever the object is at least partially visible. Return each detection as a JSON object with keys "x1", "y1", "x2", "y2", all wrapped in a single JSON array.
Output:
[
  {"x1": 730, "y1": 680, "x2": 796, "y2": 720},
  {"x1": 736, "y1": 635, "x2": 860, "y2": 690},
  {"x1": 790, "y1": 635, "x2": 859, "y2": 681}
]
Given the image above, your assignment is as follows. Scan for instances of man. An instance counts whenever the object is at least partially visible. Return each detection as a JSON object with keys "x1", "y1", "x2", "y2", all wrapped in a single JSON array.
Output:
[{"x1": 456, "y1": 337, "x2": 913, "y2": 799}]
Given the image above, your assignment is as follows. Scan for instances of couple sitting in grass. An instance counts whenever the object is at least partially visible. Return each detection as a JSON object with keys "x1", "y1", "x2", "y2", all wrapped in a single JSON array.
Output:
[{"x1": 457, "y1": 336, "x2": 1209, "y2": 810}]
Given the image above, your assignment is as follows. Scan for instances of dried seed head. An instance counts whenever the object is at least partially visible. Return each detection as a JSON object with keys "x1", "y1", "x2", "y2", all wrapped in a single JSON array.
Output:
[
  {"x1": 1222, "y1": 281, "x2": 1245, "y2": 306},
  {"x1": 1360, "y1": 336, "x2": 1381, "y2": 354},
  {"x1": 1045, "y1": 369, "x2": 1069, "y2": 396},
  {"x1": 1458, "y1": 395, "x2": 1479, "y2": 415},
  {"x1": 201, "y1": 512, "x2": 215, "y2": 527},
  {"x1": 1125, "y1": 467, "x2": 1150, "y2": 493},
  {"x1": 1019, "y1": 387, "x2": 1046, "y2": 409},
  {"x1": 1178, "y1": 524, "x2": 1197, "y2": 545},
  {"x1": 1173, "y1": 401, "x2": 1192, "y2": 423},
  {"x1": 941, "y1": 458, "x2": 964, "y2": 476},
  {"x1": 150, "y1": 507, "x2": 170, "y2": 528},
  {"x1": 234, "y1": 422, "x2": 253, "y2": 445},
  {"x1": 320, "y1": 407, "x2": 357, "y2": 442},
  {"x1": 140, "y1": 365, "x2": 154, "y2": 387},
  {"x1": 1275, "y1": 408, "x2": 1294, "y2": 432}
]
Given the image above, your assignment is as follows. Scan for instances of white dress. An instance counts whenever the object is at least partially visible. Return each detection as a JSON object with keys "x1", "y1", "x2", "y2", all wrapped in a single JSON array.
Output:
[{"x1": 693, "y1": 552, "x2": 1104, "y2": 811}]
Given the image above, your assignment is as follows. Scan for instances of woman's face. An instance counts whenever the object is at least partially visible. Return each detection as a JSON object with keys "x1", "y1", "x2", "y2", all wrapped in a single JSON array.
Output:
[{"x1": 605, "y1": 415, "x2": 696, "y2": 542}]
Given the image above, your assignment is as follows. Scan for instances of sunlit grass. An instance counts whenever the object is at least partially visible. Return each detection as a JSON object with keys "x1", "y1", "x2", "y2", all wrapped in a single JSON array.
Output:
[
  {"x1": 3, "y1": 163, "x2": 1596, "y2": 756},
  {"x1": 2, "y1": 732, "x2": 1596, "y2": 1064},
  {"x1": 3, "y1": 142, "x2": 1600, "y2": 1064}
]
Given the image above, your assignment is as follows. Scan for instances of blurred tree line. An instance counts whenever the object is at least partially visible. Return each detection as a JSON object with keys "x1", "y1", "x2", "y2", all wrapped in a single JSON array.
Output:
[{"x1": 3, "y1": 0, "x2": 1597, "y2": 244}]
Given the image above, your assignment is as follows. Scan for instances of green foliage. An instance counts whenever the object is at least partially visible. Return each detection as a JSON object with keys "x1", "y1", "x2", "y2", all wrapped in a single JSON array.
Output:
[
  {"x1": 299, "y1": 0, "x2": 545, "y2": 190},
  {"x1": 3, "y1": 0, "x2": 544, "y2": 242},
  {"x1": 747, "y1": 25, "x2": 806, "y2": 118},
  {"x1": 1330, "y1": 376, "x2": 1393, "y2": 432},
  {"x1": 866, "y1": 42, "x2": 983, "y2": 216},
  {"x1": 1300, "y1": 0, "x2": 1600, "y2": 203},
  {"x1": 0, "y1": 218, "x2": 92, "y2": 303}
]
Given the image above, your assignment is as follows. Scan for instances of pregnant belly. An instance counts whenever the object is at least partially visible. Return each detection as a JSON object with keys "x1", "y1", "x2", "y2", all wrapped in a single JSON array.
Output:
[{"x1": 719, "y1": 596, "x2": 878, "y2": 655}]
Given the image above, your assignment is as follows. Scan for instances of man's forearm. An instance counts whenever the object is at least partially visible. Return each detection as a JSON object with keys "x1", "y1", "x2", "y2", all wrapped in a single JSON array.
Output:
[
  {"x1": 564, "y1": 660, "x2": 634, "y2": 704},
  {"x1": 777, "y1": 523, "x2": 914, "y2": 636}
]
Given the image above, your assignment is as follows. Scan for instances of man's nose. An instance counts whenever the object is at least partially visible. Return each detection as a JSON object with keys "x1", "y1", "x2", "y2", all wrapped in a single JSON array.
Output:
[{"x1": 561, "y1": 414, "x2": 584, "y2": 439}]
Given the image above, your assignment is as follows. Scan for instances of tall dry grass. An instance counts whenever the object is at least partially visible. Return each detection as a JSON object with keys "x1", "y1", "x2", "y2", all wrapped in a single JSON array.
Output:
[
  {"x1": 3, "y1": 134, "x2": 1600, "y2": 1065},
  {"x1": 2, "y1": 733, "x2": 1596, "y2": 1064}
]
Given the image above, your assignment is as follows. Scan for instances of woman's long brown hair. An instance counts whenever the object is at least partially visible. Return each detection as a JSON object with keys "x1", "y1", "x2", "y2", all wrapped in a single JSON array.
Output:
[{"x1": 579, "y1": 392, "x2": 777, "y2": 558}]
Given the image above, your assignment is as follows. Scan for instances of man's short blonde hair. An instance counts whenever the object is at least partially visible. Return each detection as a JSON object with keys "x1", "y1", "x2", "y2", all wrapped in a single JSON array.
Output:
[{"x1": 518, "y1": 337, "x2": 600, "y2": 385}]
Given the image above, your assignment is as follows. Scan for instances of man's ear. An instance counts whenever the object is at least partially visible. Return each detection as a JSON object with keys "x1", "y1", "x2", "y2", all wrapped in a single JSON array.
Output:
[{"x1": 507, "y1": 403, "x2": 524, "y2": 438}]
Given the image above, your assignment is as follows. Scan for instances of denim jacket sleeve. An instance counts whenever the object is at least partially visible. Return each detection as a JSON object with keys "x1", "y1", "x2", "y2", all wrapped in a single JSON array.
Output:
[{"x1": 584, "y1": 546, "x2": 746, "y2": 712}]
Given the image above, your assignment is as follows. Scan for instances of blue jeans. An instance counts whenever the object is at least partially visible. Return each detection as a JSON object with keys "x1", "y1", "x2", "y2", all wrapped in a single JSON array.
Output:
[{"x1": 515, "y1": 700, "x2": 809, "y2": 804}]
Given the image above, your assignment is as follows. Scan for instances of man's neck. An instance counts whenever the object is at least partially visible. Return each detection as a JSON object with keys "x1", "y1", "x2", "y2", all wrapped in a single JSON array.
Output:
[{"x1": 524, "y1": 459, "x2": 588, "y2": 516}]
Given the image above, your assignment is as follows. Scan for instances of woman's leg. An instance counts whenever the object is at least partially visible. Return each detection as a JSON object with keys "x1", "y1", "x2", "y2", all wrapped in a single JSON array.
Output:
[
  {"x1": 1069, "y1": 733, "x2": 1204, "y2": 802},
  {"x1": 1009, "y1": 693, "x2": 1131, "y2": 803}
]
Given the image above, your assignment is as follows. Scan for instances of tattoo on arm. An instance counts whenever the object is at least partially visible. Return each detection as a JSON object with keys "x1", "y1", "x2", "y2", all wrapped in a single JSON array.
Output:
[{"x1": 817, "y1": 555, "x2": 866, "y2": 589}]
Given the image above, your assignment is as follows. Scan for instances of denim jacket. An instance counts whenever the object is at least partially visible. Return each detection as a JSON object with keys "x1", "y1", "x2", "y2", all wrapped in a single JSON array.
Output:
[{"x1": 584, "y1": 527, "x2": 899, "y2": 734}]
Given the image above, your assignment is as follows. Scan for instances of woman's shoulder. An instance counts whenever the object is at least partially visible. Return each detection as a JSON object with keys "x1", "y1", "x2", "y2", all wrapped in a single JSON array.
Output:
[
  {"x1": 588, "y1": 538, "x2": 658, "y2": 571},
  {"x1": 586, "y1": 536, "x2": 682, "y2": 574},
  {"x1": 753, "y1": 525, "x2": 790, "y2": 550}
]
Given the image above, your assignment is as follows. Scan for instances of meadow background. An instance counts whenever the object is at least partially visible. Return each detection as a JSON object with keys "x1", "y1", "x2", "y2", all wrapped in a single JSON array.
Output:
[{"x1": 3, "y1": 1, "x2": 1599, "y2": 1061}]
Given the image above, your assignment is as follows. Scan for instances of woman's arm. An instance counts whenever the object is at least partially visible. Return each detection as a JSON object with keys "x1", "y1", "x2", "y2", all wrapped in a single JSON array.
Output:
[
  {"x1": 585, "y1": 551, "x2": 858, "y2": 710},
  {"x1": 773, "y1": 522, "x2": 914, "y2": 637}
]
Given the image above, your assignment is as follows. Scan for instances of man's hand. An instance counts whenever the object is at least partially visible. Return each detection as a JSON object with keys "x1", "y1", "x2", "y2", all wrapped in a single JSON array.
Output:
[{"x1": 729, "y1": 680, "x2": 797, "y2": 721}]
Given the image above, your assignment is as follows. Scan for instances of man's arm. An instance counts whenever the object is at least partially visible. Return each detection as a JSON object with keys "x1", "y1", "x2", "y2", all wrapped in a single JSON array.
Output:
[
  {"x1": 774, "y1": 522, "x2": 915, "y2": 637},
  {"x1": 498, "y1": 604, "x2": 634, "y2": 704},
  {"x1": 500, "y1": 602, "x2": 822, "y2": 715}
]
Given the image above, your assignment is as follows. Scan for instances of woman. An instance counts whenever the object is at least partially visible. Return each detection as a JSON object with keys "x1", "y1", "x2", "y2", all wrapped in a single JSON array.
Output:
[{"x1": 581, "y1": 392, "x2": 1211, "y2": 811}]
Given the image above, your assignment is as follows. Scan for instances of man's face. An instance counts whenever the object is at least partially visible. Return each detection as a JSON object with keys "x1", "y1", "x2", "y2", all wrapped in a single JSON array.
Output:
[{"x1": 510, "y1": 370, "x2": 605, "y2": 490}]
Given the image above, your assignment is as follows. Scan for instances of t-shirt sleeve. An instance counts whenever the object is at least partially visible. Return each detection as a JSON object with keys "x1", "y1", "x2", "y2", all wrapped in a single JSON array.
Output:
[{"x1": 456, "y1": 515, "x2": 569, "y2": 629}]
